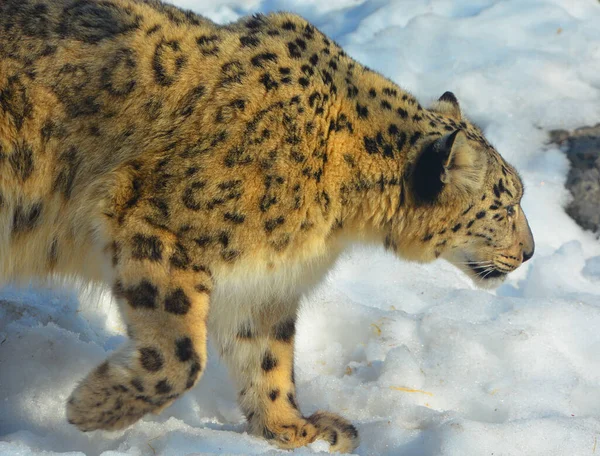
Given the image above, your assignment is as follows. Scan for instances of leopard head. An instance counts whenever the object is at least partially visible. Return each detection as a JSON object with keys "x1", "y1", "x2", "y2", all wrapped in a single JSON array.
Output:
[{"x1": 391, "y1": 92, "x2": 534, "y2": 288}]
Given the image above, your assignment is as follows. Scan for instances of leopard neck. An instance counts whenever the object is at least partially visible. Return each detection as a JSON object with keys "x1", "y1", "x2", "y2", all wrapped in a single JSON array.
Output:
[{"x1": 321, "y1": 69, "x2": 453, "y2": 244}]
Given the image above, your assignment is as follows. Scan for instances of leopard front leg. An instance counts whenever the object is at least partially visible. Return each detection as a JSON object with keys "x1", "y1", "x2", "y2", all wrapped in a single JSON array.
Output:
[
  {"x1": 66, "y1": 236, "x2": 212, "y2": 431},
  {"x1": 216, "y1": 306, "x2": 359, "y2": 453}
]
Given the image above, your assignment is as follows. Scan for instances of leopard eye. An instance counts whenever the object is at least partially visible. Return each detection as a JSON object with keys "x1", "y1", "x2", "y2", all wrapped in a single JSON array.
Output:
[{"x1": 506, "y1": 205, "x2": 516, "y2": 217}]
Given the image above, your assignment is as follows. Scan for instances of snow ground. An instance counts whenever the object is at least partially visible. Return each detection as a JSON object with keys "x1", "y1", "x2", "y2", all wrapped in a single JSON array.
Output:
[{"x1": 2, "y1": 0, "x2": 600, "y2": 455}]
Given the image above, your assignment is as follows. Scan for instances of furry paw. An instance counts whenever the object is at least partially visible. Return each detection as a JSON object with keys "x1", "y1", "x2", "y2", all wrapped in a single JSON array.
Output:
[
  {"x1": 307, "y1": 411, "x2": 359, "y2": 453},
  {"x1": 66, "y1": 340, "x2": 201, "y2": 431}
]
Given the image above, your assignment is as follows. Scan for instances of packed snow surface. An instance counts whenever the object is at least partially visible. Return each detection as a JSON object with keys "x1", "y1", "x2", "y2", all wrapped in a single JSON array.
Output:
[{"x1": 2, "y1": 0, "x2": 600, "y2": 455}]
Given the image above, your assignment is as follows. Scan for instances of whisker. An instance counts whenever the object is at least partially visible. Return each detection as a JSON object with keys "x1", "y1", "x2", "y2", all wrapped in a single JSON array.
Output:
[
  {"x1": 459, "y1": 260, "x2": 493, "y2": 267},
  {"x1": 475, "y1": 266, "x2": 495, "y2": 277},
  {"x1": 481, "y1": 267, "x2": 498, "y2": 279},
  {"x1": 458, "y1": 259, "x2": 491, "y2": 264}
]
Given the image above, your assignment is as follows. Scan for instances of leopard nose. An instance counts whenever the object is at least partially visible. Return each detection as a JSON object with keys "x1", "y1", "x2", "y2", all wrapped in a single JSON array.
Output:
[{"x1": 522, "y1": 249, "x2": 534, "y2": 263}]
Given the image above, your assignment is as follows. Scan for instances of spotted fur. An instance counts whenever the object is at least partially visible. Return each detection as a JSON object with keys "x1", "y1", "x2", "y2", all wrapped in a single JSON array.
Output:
[{"x1": 0, "y1": 0, "x2": 534, "y2": 452}]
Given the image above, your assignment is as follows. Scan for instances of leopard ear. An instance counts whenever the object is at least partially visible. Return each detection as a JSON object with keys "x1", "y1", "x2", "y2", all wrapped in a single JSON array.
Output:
[
  {"x1": 411, "y1": 130, "x2": 487, "y2": 204},
  {"x1": 440, "y1": 130, "x2": 487, "y2": 194},
  {"x1": 431, "y1": 91, "x2": 461, "y2": 120}
]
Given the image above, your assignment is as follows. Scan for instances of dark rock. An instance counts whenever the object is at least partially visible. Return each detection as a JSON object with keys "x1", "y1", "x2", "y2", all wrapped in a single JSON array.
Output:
[{"x1": 551, "y1": 124, "x2": 600, "y2": 235}]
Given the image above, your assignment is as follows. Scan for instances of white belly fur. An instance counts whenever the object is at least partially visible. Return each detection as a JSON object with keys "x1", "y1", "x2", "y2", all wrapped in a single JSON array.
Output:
[{"x1": 208, "y1": 246, "x2": 342, "y2": 349}]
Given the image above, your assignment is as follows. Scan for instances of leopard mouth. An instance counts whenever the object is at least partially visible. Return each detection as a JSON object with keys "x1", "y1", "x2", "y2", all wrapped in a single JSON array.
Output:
[{"x1": 468, "y1": 264, "x2": 507, "y2": 280}]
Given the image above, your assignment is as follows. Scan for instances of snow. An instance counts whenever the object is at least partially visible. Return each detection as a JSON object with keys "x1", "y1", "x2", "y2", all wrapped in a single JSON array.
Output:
[{"x1": 2, "y1": 0, "x2": 600, "y2": 455}]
